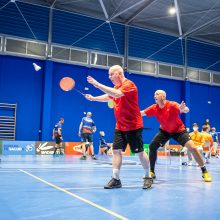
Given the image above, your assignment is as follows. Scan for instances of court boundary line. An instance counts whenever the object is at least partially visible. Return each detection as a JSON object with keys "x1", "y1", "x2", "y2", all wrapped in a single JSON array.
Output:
[
  {"x1": 18, "y1": 169, "x2": 128, "y2": 220},
  {"x1": 64, "y1": 181, "x2": 217, "y2": 190}
]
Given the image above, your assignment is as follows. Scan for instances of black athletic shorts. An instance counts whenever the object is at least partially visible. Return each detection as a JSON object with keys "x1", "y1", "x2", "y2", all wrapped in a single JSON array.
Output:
[
  {"x1": 55, "y1": 135, "x2": 62, "y2": 145},
  {"x1": 151, "y1": 128, "x2": 191, "y2": 147},
  {"x1": 81, "y1": 133, "x2": 93, "y2": 142},
  {"x1": 113, "y1": 128, "x2": 144, "y2": 153}
]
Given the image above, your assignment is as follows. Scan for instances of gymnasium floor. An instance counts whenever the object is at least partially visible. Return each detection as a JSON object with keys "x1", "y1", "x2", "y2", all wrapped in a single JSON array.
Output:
[{"x1": 0, "y1": 155, "x2": 220, "y2": 220}]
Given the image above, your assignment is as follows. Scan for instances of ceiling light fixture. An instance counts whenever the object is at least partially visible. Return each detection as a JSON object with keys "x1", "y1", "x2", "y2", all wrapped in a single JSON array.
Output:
[{"x1": 169, "y1": 3, "x2": 176, "y2": 15}]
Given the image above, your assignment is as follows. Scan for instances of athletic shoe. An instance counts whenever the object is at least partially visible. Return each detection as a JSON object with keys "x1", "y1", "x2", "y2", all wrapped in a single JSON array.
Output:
[
  {"x1": 143, "y1": 177, "x2": 153, "y2": 189},
  {"x1": 91, "y1": 155, "x2": 98, "y2": 160},
  {"x1": 80, "y1": 155, "x2": 87, "y2": 160},
  {"x1": 150, "y1": 171, "x2": 156, "y2": 179},
  {"x1": 182, "y1": 162, "x2": 188, "y2": 166},
  {"x1": 104, "y1": 178, "x2": 122, "y2": 189},
  {"x1": 202, "y1": 172, "x2": 212, "y2": 182},
  {"x1": 188, "y1": 161, "x2": 193, "y2": 166}
]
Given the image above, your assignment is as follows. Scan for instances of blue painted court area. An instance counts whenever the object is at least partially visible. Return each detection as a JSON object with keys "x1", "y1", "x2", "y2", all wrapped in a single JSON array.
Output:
[{"x1": 0, "y1": 155, "x2": 220, "y2": 220}]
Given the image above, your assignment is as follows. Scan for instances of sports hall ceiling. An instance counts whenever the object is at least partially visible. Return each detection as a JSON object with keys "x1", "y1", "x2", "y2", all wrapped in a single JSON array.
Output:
[{"x1": 16, "y1": 0, "x2": 220, "y2": 45}]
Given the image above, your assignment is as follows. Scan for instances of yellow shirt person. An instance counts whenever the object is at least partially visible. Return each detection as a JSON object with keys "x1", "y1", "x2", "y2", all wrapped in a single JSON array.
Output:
[
  {"x1": 189, "y1": 131, "x2": 205, "y2": 147},
  {"x1": 185, "y1": 123, "x2": 203, "y2": 166},
  {"x1": 201, "y1": 125, "x2": 214, "y2": 163},
  {"x1": 201, "y1": 132, "x2": 213, "y2": 148}
]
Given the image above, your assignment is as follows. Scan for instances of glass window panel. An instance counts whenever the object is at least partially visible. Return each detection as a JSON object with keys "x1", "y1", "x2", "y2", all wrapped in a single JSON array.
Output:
[
  {"x1": 6, "y1": 39, "x2": 26, "y2": 54},
  {"x1": 159, "y1": 64, "x2": 171, "y2": 76},
  {"x1": 128, "y1": 59, "x2": 141, "y2": 72},
  {"x1": 52, "y1": 46, "x2": 70, "y2": 60}
]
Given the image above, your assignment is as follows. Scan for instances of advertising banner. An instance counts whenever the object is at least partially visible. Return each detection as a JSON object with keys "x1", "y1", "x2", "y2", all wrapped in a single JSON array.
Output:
[
  {"x1": 65, "y1": 142, "x2": 88, "y2": 155},
  {"x1": 35, "y1": 142, "x2": 65, "y2": 155},
  {"x1": 2, "y1": 141, "x2": 35, "y2": 155}
]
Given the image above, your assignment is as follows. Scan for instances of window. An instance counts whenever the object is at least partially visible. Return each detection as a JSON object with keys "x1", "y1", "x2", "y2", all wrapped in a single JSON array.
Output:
[
  {"x1": 128, "y1": 59, "x2": 141, "y2": 72},
  {"x1": 52, "y1": 46, "x2": 70, "y2": 60},
  {"x1": 188, "y1": 69, "x2": 199, "y2": 80},
  {"x1": 91, "y1": 53, "x2": 107, "y2": 66},
  {"x1": 6, "y1": 38, "x2": 26, "y2": 54},
  {"x1": 159, "y1": 64, "x2": 171, "y2": 76},
  {"x1": 27, "y1": 42, "x2": 46, "y2": 56},
  {"x1": 172, "y1": 66, "x2": 184, "y2": 78},
  {"x1": 0, "y1": 36, "x2": 2, "y2": 51},
  {"x1": 213, "y1": 73, "x2": 220, "y2": 84},
  {"x1": 70, "y1": 49, "x2": 88, "y2": 64},
  {"x1": 142, "y1": 61, "x2": 156, "y2": 74},
  {"x1": 200, "y1": 71, "x2": 210, "y2": 82},
  {"x1": 108, "y1": 55, "x2": 123, "y2": 67}
]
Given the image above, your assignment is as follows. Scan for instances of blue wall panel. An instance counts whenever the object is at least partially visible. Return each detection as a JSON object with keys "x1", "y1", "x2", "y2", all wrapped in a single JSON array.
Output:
[
  {"x1": 0, "y1": 55, "x2": 44, "y2": 140},
  {"x1": 52, "y1": 10, "x2": 124, "y2": 54},
  {"x1": 129, "y1": 27, "x2": 184, "y2": 65},
  {"x1": 189, "y1": 82, "x2": 220, "y2": 129},
  {"x1": 212, "y1": 62, "x2": 220, "y2": 71},
  {"x1": 50, "y1": 62, "x2": 89, "y2": 142},
  {"x1": 0, "y1": 1, "x2": 49, "y2": 41},
  {"x1": 188, "y1": 40, "x2": 220, "y2": 72}
]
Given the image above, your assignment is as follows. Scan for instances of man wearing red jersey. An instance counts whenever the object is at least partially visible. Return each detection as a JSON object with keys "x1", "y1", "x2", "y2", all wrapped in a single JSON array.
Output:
[
  {"x1": 141, "y1": 90, "x2": 212, "y2": 182},
  {"x1": 85, "y1": 65, "x2": 153, "y2": 189}
]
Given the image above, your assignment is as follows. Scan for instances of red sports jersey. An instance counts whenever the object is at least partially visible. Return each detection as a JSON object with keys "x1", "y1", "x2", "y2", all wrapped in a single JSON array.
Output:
[
  {"x1": 144, "y1": 100, "x2": 185, "y2": 133},
  {"x1": 112, "y1": 79, "x2": 143, "y2": 131}
]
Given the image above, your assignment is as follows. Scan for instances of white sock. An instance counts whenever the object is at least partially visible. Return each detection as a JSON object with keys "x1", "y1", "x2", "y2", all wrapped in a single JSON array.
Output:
[
  {"x1": 144, "y1": 168, "x2": 150, "y2": 178},
  {"x1": 113, "y1": 169, "x2": 120, "y2": 180}
]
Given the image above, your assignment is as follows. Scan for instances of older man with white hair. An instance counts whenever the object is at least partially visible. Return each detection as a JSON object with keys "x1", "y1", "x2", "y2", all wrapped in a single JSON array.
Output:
[
  {"x1": 141, "y1": 90, "x2": 212, "y2": 182},
  {"x1": 85, "y1": 65, "x2": 153, "y2": 189}
]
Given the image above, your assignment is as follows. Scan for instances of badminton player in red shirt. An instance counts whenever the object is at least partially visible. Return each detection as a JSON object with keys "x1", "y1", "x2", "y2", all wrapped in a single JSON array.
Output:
[
  {"x1": 141, "y1": 90, "x2": 212, "y2": 182},
  {"x1": 85, "y1": 65, "x2": 153, "y2": 189}
]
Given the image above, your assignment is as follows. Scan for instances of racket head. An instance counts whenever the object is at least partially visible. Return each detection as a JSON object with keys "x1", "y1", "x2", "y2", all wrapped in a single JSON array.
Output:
[
  {"x1": 60, "y1": 77, "x2": 75, "y2": 91},
  {"x1": 107, "y1": 100, "x2": 114, "y2": 108}
]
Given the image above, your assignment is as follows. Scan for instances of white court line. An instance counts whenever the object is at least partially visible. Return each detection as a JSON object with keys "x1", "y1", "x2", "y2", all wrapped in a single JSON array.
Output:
[
  {"x1": 168, "y1": 167, "x2": 220, "y2": 175},
  {"x1": 0, "y1": 170, "x2": 22, "y2": 173},
  {"x1": 19, "y1": 169, "x2": 129, "y2": 220},
  {"x1": 65, "y1": 181, "x2": 219, "y2": 190},
  {"x1": 65, "y1": 186, "x2": 144, "y2": 190}
]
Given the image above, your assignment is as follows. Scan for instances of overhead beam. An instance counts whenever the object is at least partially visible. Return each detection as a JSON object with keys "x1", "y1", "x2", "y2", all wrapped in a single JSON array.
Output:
[
  {"x1": 58, "y1": 0, "x2": 83, "y2": 5},
  {"x1": 124, "y1": 26, "x2": 129, "y2": 69},
  {"x1": 184, "y1": 37, "x2": 188, "y2": 80},
  {"x1": 98, "y1": 0, "x2": 109, "y2": 20},
  {"x1": 195, "y1": 31, "x2": 220, "y2": 36},
  {"x1": 135, "y1": 7, "x2": 220, "y2": 22},
  {"x1": 51, "y1": 0, "x2": 57, "y2": 8},
  {"x1": 47, "y1": 4, "x2": 54, "y2": 57},
  {"x1": 15, "y1": 0, "x2": 50, "y2": 7},
  {"x1": 126, "y1": 0, "x2": 157, "y2": 24},
  {"x1": 111, "y1": 0, "x2": 148, "y2": 20},
  {"x1": 174, "y1": 0, "x2": 182, "y2": 36},
  {"x1": 183, "y1": 15, "x2": 220, "y2": 37},
  {"x1": 46, "y1": 0, "x2": 51, "y2": 5}
]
